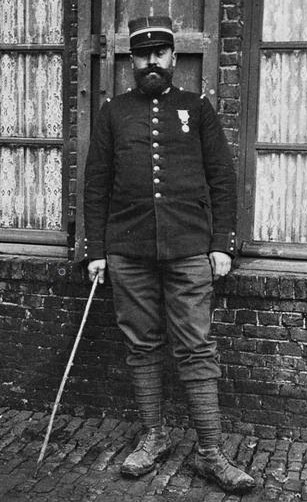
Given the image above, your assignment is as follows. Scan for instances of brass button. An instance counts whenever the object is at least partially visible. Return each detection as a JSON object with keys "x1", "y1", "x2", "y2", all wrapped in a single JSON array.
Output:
[
  {"x1": 152, "y1": 130, "x2": 159, "y2": 136},
  {"x1": 153, "y1": 153, "x2": 160, "y2": 160},
  {"x1": 152, "y1": 118, "x2": 159, "y2": 124},
  {"x1": 153, "y1": 98, "x2": 159, "y2": 105},
  {"x1": 155, "y1": 192, "x2": 161, "y2": 198},
  {"x1": 153, "y1": 166, "x2": 160, "y2": 172},
  {"x1": 153, "y1": 178, "x2": 160, "y2": 184},
  {"x1": 153, "y1": 142, "x2": 159, "y2": 148},
  {"x1": 153, "y1": 106, "x2": 159, "y2": 113}
]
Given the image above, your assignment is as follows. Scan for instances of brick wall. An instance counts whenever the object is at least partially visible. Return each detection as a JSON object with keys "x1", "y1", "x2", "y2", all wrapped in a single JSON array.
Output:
[
  {"x1": 1, "y1": 259, "x2": 307, "y2": 439},
  {"x1": 1, "y1": 0, "x2": 307, "y2": 439},
  {"x1": 213, "y1": 272, "x2": 307, "y2": 440}
]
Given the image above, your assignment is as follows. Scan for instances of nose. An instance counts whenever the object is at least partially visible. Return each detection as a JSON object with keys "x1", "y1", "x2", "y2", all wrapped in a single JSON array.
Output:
[{"x1": 147, "y1": 51, "x2": 158, "y2": 65}]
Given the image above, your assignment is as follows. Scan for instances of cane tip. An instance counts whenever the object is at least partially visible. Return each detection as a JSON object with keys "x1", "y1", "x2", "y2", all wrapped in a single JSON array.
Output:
[{"x1": 33, "y1": 462, "x2": 41, "y2": 479}]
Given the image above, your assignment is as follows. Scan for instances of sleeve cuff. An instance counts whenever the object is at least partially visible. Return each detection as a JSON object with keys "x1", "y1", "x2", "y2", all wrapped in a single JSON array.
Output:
[
  {"x1": 209, "y1": 231, "x2": 237, "y2": 258},
  {"x1": 84, "y1": 238, "x2": 106, "y2": 260}
]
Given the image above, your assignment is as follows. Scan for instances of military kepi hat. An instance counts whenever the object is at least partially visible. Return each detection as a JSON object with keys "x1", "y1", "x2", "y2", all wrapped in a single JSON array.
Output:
[{"x1": 129, "y1": 16, "x2": 174, "y2": 51}]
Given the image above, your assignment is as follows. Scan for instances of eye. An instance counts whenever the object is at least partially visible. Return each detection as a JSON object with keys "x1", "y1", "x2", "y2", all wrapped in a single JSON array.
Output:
[{"x1": 156, "y1": 48, "x2": 166, "y2": 58}]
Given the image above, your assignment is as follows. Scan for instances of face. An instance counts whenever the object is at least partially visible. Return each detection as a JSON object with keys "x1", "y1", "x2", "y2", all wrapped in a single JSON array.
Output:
[{"x1": 131, "y1": 45, "x2": 177, "y2": 96}]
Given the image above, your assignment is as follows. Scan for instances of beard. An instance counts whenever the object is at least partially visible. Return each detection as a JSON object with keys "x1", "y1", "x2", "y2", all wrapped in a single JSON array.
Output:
[{"x1": 134, "y1": 65, "x2": 174, "y2": 96}]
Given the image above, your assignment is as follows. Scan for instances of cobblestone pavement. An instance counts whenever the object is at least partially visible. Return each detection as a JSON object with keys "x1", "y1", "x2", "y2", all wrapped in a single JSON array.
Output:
[{"x1": 0, "y1": 408, "x2": 306, "y2": 502}]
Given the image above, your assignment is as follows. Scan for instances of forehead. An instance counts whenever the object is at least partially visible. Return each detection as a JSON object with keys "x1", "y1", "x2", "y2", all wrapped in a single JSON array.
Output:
[{"x1": 131, "y1": 44, "x2": 173, "y2": 57}]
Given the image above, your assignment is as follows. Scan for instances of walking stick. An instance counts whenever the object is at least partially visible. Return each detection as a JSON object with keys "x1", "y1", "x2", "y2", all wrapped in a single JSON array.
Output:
[{"x1": 34, "y1": 274, "x2": 99, "y2": 477}]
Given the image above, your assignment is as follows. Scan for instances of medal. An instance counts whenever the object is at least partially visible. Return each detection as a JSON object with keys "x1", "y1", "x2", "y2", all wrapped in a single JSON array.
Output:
[{"x1": 177, "y1": 109, "x2": 190, "y2": 133}]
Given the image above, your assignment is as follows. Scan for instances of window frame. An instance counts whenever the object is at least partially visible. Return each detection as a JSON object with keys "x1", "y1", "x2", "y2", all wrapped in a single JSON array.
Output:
[
  {"x1": 238, "y1": 0, "x2": 307, "y2": 261},
  {"x1": 0, "y1": 1, "x2": 70, "y2": 257}
]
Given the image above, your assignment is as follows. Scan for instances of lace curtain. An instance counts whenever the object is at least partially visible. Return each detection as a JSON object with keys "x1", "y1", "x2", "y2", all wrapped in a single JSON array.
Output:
[
  {"x1": 0, "y1": 0, "x2": 63, "y2": 231},
  {"x1": 253, "y1": 0, "x2": 307, "y2": 243}
]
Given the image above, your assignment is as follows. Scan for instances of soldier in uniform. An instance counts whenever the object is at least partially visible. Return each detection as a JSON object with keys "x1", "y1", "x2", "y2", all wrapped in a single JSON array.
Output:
[{"x1": 84, "y1": 16, "x2": 255, "y2": 493}]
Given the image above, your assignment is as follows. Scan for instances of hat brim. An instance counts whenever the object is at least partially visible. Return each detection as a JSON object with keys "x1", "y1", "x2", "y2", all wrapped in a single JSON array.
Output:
[{"x1": 131, "y1": 40, "x2": 174, "y2": 50}]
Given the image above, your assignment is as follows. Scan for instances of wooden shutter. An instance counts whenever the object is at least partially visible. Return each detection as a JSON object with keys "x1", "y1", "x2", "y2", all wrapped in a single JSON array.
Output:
[
  {"x1": 0, "y1": 0, "x2": 70, "y2": 257},
  {"x1": 75, "y1": 0, "x2": 221, "y2": 260}
]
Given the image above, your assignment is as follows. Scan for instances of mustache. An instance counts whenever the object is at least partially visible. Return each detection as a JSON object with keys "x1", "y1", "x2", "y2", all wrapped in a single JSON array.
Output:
[{"x1": 136, "y1": 65, "x2": 168, "y2": 78}]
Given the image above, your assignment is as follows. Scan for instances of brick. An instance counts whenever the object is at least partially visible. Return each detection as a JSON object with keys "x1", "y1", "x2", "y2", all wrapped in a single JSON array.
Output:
[
  {"x1": 212, "y1": 308, "x2": 235, "y2": 323},
  {"x1": 239, "y1": 395, "x2": 262, "y2": 410},
  {"x1": 278, "y1": 342, "x2": 302, "y2": 357},
  {"x1": 220, "y1": 52, "x2": 241, "y2": 66},
  {"x1": 233, "y1": 338, "x2": 257, "y2": 352},
  {"x1": 0, "y1": 304, "x2": 26, "y2": 318},
  {"x1": 273, "y1": 369, "x2": 297, "y2": 383},
  {"x1": 279, "y1": 278, "x2": 295, "y2": 299},
  {"x1": 290, "y1": 327, "x2": 307, "y2": 342},
  {"x1": 279, "y1": 385, "x2": 307, "y2": 400},
  {"x1": 261, "y1": 396, "x2": 286, "y2": 412},
  {"x1": 251, "y1": 368, "x2": 273, "y2": 381},
  {"x1": 236, "y1": 310, "x2": 257, "y2": 325},
  {"x1": 265, "y1": 277, "x2": 280, "y2": 297},
  {"x1": 275, "y1": 300, "x2": 307, "y2": 313},
  {"x1": 282, "y1": 313, "x2": 304, "y2": 327},
  {"x1": 294, "y1": 279, "x2": 307, "y2": 300},
  {"x1": 243, "y1": 325, "x2": 288, "y2": 340},
  {"x1": 219, "y1": 83, "x2": 240, "y2": 99},
  {"x1": 235, "y1": 379, "x2": 280, "y2": 396},
  {"x1": 236, "y1": 275, "x2": 266, "y2": 298},
  {"x1": 227, "y1": 365, "x2": 251, "y2": 380},
  {"x1": 222, "y1": 67, "x2": 241, "y2": 85},
  {"x1": 256, "y1": 340, "x2": 277, "y2": 355},
  {"x1": 221, "y1": 21, "x2": 243, "y2": 38},
  {"x1": 223, "y1": 37, "x2": 242, "y2": 53},
  {"x1": 211, "y1": 323, "x2": 243, "y2": 337},
  {"x1": 223, "y1": 99, "x2": 240, "y2": 114},
  {"x1": 244, "y1": 409, "x2": 288, "y2": 427},
  {"x1": 258, "y1": 311, "x2": 280, "y2": 326},
  {"x1": 227, "y1": 296, "x2": 273, "y2": 310},
  {"x1": 286, "y1": 399, "x2": 307, "y2": 415},
  {"x1": 223, "y1": 5, "x2": 242, "y2": 21}
]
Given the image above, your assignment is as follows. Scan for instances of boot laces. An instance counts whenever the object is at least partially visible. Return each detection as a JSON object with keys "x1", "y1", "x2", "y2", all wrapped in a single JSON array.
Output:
[
  {"x1": 140, "y1": 428, "x2": 162, "y2": 453},
  {"x1": 216, "y1": 450, "x2": 234, "y2": 472}
]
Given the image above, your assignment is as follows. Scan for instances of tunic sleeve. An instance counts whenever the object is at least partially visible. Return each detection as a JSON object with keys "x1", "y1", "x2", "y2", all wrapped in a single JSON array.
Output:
[
  {"x1": 200, "y1": 97, "x2": 237, "y2": 257},
  {"x1": 84, "y1": 100, "x2": 114, "y2": 260}
]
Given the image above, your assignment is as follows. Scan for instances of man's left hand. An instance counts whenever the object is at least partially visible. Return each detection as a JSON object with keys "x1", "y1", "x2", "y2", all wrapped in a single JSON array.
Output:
[{"x1": 209, "y1": 251, "x2": 232, "y2": 279}]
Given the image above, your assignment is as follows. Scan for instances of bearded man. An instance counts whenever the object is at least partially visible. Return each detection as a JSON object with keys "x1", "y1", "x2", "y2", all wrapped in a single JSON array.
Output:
[{"x1": 84, "y1": 16, "x2": 255, "y2": 494}]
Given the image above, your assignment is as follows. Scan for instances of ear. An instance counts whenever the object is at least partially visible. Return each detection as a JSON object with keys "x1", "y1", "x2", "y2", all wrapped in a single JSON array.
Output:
[
  {"x1": 171, "y1": 51, "x2": 177, "y2": 68},
  {"x1": 130, "y1": 54, "x2": 134, "y2": 69}
]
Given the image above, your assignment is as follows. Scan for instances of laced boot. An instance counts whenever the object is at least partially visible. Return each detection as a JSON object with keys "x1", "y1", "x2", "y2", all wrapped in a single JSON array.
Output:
[
  {"x1": 195, "y1": 447, "x2": 256, "y2": 493},
  {"x1": 121, "y1": 363, "x2": 171, "y2": 476},
  {"x1": 184, "y1": 379, "x2": 255, "y2": 493},
  {"x1": 121, "y1": 426, "x2": 171, "y2": 476}
]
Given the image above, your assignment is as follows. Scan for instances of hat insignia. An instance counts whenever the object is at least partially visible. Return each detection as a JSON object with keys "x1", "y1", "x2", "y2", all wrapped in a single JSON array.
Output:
[
  {"x1": 177, "y1": 109, "x2": 190, "y2": 133},
  {"x1": 147, "y1": 32, "x2": 151, "y2": 38}
]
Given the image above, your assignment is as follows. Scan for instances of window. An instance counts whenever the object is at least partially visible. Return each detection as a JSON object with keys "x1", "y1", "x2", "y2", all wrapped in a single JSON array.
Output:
[
  {"x1": 0, "y1": 0, "x2": 69, "y2": 257},
  {"x1": 239, "y1": 0, "x2": 307, "y2": 260}
]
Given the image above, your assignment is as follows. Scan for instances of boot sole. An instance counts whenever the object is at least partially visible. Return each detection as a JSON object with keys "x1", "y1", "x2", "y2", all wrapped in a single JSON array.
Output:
[{"x1": 121, "y1": 445, "x2": 172, "y2": 477}]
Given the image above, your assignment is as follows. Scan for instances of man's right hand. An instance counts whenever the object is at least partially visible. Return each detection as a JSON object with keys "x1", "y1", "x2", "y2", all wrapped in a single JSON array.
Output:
[{"x1": 88, "y1": 259, "x2": 106, "y2": 284}]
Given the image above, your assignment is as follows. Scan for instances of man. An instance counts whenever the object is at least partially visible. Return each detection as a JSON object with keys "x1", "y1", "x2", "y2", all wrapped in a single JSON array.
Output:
[{"x1": 84, "y1": 16, "x2": 255, "y2": 493}]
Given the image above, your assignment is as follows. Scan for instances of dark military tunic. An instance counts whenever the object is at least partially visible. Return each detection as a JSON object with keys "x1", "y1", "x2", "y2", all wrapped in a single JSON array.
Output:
[{"x1": 84, "y1": 85, "x2": 237, "y2": 261}]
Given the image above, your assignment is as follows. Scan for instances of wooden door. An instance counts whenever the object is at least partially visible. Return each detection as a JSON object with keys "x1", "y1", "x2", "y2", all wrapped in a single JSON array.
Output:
[{"x1": 75, "y1": 0, "x2": 221, "y2": 260}]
